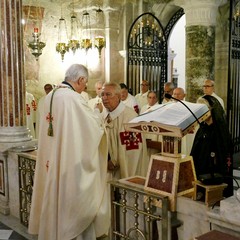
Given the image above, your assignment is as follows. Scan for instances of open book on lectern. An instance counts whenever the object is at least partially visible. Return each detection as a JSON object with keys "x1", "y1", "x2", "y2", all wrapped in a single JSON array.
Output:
[{"x1": 124, "y1": 101, "x2": 210, "y2": 138}]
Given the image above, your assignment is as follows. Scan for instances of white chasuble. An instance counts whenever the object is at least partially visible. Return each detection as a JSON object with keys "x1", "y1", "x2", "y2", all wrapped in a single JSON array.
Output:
[
  {"x1": 103, "y1": 102, "x2": 148, "y2": 179},
  {"x1": 26, "y1": 91, "x2": 37, "y2": 138},
  {"x1": 28, "y1": 85, "x2": 109, "y2": 240}
]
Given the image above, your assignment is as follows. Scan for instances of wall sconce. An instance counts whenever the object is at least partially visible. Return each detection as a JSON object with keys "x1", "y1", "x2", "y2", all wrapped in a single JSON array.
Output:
[{"x1": 28, "y1": 27, "x2": 46, "y2": 60}]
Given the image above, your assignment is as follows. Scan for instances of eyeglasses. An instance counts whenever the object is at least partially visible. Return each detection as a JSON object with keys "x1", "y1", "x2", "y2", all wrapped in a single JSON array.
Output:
[{"x1": 203, "y1": 85, "x2": 213, "y2": 88}]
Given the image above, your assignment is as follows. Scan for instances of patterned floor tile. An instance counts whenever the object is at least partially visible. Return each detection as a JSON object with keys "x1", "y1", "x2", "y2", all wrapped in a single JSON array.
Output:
[
  {"x1": 0, "y1": 230, "x2": 13, "y2": 240},
  {"x1": 0, "y1": 222, "x2": 27, "y2": 240}
]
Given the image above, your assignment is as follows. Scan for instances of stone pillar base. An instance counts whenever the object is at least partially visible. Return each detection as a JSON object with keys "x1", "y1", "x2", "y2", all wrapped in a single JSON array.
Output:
[{"x1": 0, "y1": 127, "x2": 32, "y2": 143}]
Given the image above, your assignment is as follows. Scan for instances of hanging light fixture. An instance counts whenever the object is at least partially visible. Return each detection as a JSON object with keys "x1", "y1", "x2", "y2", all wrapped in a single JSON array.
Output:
[
  {"x1": 27, "y1": 4, "x2": 46, "y2": 60},
  {"x1": 80, "y1": 11, "x2": 92, "y2": 51},
  {"x1": 68, "y1": 14, "x2": 80, "y2": 54},
  {"x1": 56, "y1": 3, "x2": 69, "y2": 61},
  {"x1": 68, "y1": 0, "x2": 80, "y2": 54},
  {"x1": 94, "y1": 7, "x2": 105, "y2": 57},
  {"x1": 28, "y1": 27, "x2": 46, "y2": 60}
]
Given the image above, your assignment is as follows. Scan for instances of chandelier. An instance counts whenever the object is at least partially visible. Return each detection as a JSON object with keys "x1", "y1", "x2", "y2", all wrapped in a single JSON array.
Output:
[{"x1": 54, "y1": 3, "x2": 106, "y2": 59}]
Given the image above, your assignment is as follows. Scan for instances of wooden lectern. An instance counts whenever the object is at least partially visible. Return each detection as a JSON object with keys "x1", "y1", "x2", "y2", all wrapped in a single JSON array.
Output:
[{"x1": 124, "y1": 101, "x2": 211, "y2": 211}]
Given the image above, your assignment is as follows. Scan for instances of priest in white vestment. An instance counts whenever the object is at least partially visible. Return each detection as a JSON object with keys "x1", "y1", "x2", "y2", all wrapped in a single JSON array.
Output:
[
  {"x1": 140, "y1": 90, "x2": 160, "y2": 114},
  {"x1": 140, "y1": 91, "x2": 162, "y2": 162},
  {"x1": 28, "y1": 64, "x2": 109, "y2": 240},
  {"x1": 172, "y1": 87, "x2": 195, "y2": 155},
  {"x1": 36, "y1": 84, "x2": 53, "y2": 138},
  {"x1": 120, "y1": 83, "x2": 139, "y2": 114},
  {"x1": 161, "y1": 82, "x2": 175, "y2": 104},
  {"x1": 88, "y1": 80, "x2": 104, "y2": 110},
  {"x1": 135, "y1": 80, "x2": 150, "y2": 110},
  {"x1": 26, "y1": 91, "x2": 37, "y2": 138},
  {"x1": 100, "y1": 82, "x2": 148, "y2": 179}
]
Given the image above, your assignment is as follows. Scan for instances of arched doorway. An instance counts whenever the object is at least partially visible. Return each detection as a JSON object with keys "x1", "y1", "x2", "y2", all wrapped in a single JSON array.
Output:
[{"x1": 127, "y1": 9, "x2": 184, "y2": 102}]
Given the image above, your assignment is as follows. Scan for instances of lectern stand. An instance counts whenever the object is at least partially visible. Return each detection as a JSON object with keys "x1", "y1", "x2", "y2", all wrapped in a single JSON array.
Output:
[
  {"x1": 124, "y1": 101, "x2": 211, "y2": 211},
  {"x1": 144, "y1": 136, "x2": 197, "y2": 211}
]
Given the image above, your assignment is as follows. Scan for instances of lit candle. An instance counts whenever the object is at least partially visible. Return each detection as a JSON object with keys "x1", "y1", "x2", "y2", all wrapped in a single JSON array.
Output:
[{"x1": 34, "y1": 28, "x2": 38, "y2": 33}]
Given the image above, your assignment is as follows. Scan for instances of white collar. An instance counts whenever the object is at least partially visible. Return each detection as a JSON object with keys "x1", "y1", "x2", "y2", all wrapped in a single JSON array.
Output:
[{"x1": 103, "y1": 101, "x2": 126, "y2": 120}]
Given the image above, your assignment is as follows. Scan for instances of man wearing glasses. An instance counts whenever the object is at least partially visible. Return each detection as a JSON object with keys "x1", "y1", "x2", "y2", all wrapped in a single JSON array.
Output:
[{"x1": 201, "y1": 79, "x2": 224, "y2": 110}]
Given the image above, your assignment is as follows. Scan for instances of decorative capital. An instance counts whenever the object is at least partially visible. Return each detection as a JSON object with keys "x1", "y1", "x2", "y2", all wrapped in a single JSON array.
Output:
[{"x1": 175, "y1": 0, "x2": 227, "y2": 26}]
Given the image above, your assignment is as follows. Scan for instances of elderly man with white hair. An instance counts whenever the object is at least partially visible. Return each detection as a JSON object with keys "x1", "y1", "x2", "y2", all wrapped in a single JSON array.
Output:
[{"x1": 29, "y1": 64, "x2": 109, "y2": 240}]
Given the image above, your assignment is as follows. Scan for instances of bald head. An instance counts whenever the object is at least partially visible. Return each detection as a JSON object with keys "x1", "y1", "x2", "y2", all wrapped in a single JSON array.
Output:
[{"x1": 173, "y1": 87, "x2": 185, "y2": 100}]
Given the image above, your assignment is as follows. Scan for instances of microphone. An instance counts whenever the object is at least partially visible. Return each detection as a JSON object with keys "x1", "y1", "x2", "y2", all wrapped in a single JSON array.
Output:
[{"x1": 164, "y1": 93, "x2": 201, "y2": 125}]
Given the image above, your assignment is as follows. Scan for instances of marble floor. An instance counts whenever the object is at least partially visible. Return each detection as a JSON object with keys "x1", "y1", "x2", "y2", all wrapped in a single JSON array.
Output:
[
  {"x1": 0, "y1": 214, "x2": 109, "y2": 240},
  {"x1": 0, "y1": 214, "x2": 37, "y2": 240}
]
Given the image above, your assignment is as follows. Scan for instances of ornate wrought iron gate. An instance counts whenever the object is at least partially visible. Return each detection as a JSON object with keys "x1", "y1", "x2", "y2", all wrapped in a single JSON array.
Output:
[
  {"x1": 228, "y1": 0, "x2": 240, "y2": 153},
  {"x1": 127, "y1": 10, "x2": 184, "y2": 101}
]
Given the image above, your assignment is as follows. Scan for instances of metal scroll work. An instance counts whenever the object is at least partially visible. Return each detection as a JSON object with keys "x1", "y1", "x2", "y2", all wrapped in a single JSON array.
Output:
[
  {"x1": 110, "y1": 180, "x2": 169, "y2": 240},
  {"x1": 127, "y1": 13, "x2": 167, "y2": 98},
  {"x1": 18, "y1": 155, "x2": 36, "y2": 226},
  {"x1": 228, "y1": 0, "x2": 240, "y2": 153}
]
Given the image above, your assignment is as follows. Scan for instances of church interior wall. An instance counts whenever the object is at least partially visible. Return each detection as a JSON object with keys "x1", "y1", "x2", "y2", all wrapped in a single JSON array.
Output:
[{"x1": 23, "y1": 0, "x2": 182, "y2": 101}]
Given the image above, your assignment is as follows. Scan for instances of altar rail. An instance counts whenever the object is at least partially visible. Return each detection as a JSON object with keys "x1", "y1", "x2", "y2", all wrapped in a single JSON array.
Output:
[{"x1": 109, "y1": 180, "x2": 169, "y2": 240}]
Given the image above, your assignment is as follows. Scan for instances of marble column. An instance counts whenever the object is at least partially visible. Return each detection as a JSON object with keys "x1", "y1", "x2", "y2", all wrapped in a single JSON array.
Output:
[
  {"x1": 105, "y1": 8, "x2": 123, "y2": 83},
  {"x1": 175, "y1": 0, "x2": 227, "y2": 102},
  {"x1": 118, "y1": 1, "x2": 134, "y2": 83},
  {"x1": 0, "y1": 0, "x2": 31, "y2": 143}
]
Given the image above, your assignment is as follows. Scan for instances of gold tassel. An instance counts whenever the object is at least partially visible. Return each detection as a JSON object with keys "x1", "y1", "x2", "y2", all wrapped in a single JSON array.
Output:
[
  {"x1": 47, "y1": 88, "x2": 58, "y2": 137},
  {"x1": 48, "y1": 122, "x2": 53, "y2": 136}
]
